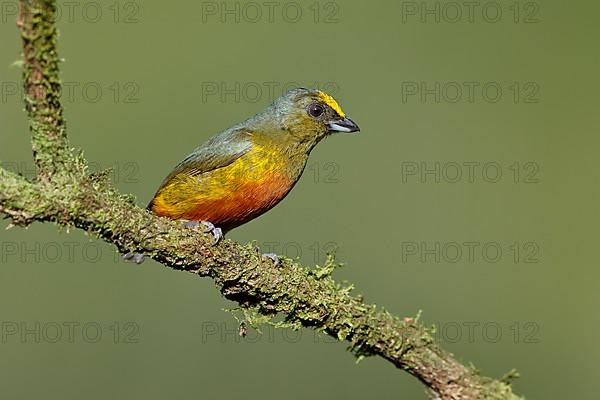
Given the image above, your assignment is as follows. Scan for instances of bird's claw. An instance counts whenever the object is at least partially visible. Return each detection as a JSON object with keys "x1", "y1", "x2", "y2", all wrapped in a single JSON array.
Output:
[
  {"x1": 123, "y1": 252, "x2": 146, "y2": 264},
  {"x1": 261, "y1": 252, "x2": 280, "y2": 267},
  {"x1": 183, "y1": 220, "x2": 223, "y2": 245}
]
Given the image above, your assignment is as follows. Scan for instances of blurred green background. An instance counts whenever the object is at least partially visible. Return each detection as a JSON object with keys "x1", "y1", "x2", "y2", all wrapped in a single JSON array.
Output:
[{"x1": 1, "y1": 0, "x2": 598, "y2": 398}]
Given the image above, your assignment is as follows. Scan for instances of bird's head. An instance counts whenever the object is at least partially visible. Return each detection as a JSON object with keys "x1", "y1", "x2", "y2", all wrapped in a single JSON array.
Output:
[{"x1": 266, "y1": 88, "x2": 360, "y2": 146}]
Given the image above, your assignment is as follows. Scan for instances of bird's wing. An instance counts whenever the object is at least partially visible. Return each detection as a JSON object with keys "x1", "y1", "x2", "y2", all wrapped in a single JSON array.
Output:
[{"x1": 156, "y1": 128, "x2": 253, "y2": 188}]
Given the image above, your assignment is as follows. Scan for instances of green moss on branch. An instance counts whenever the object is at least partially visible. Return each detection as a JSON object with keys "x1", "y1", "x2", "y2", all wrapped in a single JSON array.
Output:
[
  {"x1": 0, "y1": 1, "x2": 525, "y2": 399},
  {"x1": 18, "y1": 0, "x2": 72, "y2": 180}
]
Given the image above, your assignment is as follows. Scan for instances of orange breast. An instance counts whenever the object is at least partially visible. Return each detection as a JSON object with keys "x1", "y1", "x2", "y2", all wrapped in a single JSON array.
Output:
[
  {"x1": 180, "y1": 174, "x2": 294, "y2": 231},
  {"x1": 151, "y1": 145, "x2": 302, "y2": 232}
]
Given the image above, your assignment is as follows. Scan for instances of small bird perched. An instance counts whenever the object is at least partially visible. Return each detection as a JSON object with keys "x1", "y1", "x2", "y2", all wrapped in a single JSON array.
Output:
[{"x1": 130, "y1": 88, "x2": 358, "y2": 262}]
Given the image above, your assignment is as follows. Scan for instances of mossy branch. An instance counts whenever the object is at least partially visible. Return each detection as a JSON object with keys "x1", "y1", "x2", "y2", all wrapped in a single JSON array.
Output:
[
  {"x1": 0, "y1": 1, "x2": 524, "y2": 399},
  {"x1": 17, "y1": 0, "x2": 73, "y2": 180}
]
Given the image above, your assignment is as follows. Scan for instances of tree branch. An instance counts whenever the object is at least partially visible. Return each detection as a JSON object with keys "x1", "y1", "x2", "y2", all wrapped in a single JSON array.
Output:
[
  {"x1": 1, "y1": 1, "x2": 524, "y2": 399},
  {"x1": 17, "y1": 0, "x2": 72, "y2": 180}
]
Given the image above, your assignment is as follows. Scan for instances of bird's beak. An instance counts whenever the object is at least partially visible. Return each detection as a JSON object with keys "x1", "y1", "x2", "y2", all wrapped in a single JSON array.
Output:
[{"x1": 328, "y1": 117, "x2": 360, "y2": 133}]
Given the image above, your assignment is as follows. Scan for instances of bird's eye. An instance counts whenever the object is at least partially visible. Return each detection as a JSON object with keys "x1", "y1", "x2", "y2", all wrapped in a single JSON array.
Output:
[{"x1": 307, "y1": 103, "x2": 325, "y2": 118}]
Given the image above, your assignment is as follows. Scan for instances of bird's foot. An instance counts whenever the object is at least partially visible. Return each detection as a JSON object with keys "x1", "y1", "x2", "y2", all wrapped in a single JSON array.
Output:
[
  {"x1": 261, "y1": 252, "x2": 280, "y2": 267},
  {"x1": 123, "y1": 252, "x2": 146, "y2": 265},
  {"x1": 183, "y1": 220, "x2": 223, "y2": 245},
  {"x1": 253, "y1": 246, "x2": 280, "y2": 266}
]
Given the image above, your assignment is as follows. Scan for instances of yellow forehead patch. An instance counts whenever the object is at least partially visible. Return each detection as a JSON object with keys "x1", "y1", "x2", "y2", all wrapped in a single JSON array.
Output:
[{"x1": 317, "y1": 91, "x2": 346, "y2": 118}]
